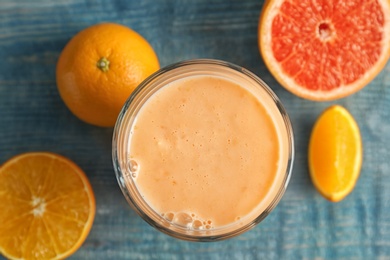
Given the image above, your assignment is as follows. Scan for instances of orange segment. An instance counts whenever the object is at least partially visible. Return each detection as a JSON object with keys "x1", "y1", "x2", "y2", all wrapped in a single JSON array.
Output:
[
  {"x1": 259, "y1": 0, "x2": 390, "y2": 101},
  {"x1": 0, "y1": 152, "x2": 95, "y2": 260},
  {"x1": 308, "y1": 105, "x2": 362, "y2": 202}
]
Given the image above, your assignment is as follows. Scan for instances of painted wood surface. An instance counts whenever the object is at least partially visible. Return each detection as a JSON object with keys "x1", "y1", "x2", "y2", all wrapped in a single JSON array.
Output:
[{"x1": 1, "y1": 0, "x2": 390, "y2": 259}]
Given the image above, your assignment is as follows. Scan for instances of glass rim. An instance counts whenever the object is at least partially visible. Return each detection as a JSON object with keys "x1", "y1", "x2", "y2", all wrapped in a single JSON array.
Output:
[{"x1": 112, "y1": 58, "x2": 294, "y2": 242}]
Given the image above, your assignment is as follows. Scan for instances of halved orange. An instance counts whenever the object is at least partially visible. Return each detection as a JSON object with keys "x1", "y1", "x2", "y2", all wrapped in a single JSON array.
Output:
[
  {"x1": 259, "y1": 0, "x2": 390, "y2": 101},
  {"x1": 0, "y1": 152, "x2": 95, "y2": 259},
  {"x1": 308, "y1": 105, "x2": 362, "y2": 202}
]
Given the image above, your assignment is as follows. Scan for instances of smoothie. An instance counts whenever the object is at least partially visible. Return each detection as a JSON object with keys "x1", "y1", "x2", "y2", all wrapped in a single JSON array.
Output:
[{"x1": 127, "y1": 75, "x2": 287, "y2": 230}]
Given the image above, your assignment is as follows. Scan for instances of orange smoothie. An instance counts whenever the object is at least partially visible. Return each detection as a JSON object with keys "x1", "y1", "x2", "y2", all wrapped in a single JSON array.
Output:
[{"x1": 128, "y1": 75, "x2": 287, "y2": 230}]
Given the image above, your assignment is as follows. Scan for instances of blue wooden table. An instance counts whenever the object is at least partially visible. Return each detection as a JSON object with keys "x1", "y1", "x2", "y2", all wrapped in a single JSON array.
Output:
[{"x1": 1, "y1": 0, "x2": 390, "y2": 259}]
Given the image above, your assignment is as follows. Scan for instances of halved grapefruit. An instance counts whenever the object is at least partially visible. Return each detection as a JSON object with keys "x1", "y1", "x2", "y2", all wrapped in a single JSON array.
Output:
[{"x1": 259, "y1": 0, "x2": 390, "y2": 101}]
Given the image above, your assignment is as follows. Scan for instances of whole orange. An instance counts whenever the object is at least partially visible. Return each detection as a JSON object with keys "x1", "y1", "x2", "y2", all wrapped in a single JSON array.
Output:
[{"x1": 56, "y1": 23, "x2": 160, "y2": 127}]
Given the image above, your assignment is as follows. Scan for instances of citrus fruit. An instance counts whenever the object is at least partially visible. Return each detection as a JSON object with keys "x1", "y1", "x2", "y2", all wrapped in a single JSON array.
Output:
[
  {"x1": 308, "y1": 105, "x2": 362, "y2": 202},
  {"x1": 56, "y1": 22, "x2": 160, "y2": 127},
  {"x1": 0, "y1": 152, "x2": 95, "y2": 259},
  {"x1": 258, "y1": 0, "x2": 390, "y2": 101}
]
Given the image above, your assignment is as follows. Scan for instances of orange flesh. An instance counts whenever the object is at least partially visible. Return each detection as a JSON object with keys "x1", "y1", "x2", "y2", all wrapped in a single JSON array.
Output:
[
  {"x1": 271, "y1": 0, "x2": 384, "y2": 91},
  {"x1": 129, "y1": 76, "x2": 282, "y2": 228},
  {"x1": 0, "y1": 153, "x2": 95, "y2": 259}
]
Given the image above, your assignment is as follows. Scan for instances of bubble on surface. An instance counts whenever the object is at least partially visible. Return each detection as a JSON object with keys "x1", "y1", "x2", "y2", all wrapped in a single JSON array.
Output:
[
  {"x1": 192, "y1": 220, "x2": 203, "y2": 230},
  {"x1": 127, "y1": 159, "x2": 139, "y2": 178},
  {"x1": 162, "y1": 211, "x2": 214, "y2": 230},
  {"x1": 174, "y1": 212, "x2": 193, "y2": 227},
  {"x1": 164, "y1": 212, "x2": 175, "y2": 222}
]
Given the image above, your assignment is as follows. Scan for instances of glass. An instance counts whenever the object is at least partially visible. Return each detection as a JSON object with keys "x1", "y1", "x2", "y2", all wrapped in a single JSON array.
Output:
[{"x1": 112, "y1": 59, "x2": 294, "y2": 241}]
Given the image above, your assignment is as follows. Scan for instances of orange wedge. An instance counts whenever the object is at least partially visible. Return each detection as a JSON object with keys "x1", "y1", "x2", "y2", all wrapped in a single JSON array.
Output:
[
  {"x1": 308, "y1": 105, "x2": 362, "y2": 202},
  {"x1": 0, "y1": 152, "x2": 95, "y2": 259}
]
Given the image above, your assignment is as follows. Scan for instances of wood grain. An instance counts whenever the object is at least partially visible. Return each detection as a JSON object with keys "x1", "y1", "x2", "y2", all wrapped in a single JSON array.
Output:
[{"x1": 0, "y1": 0, "x2": 389, "y2": 259}]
